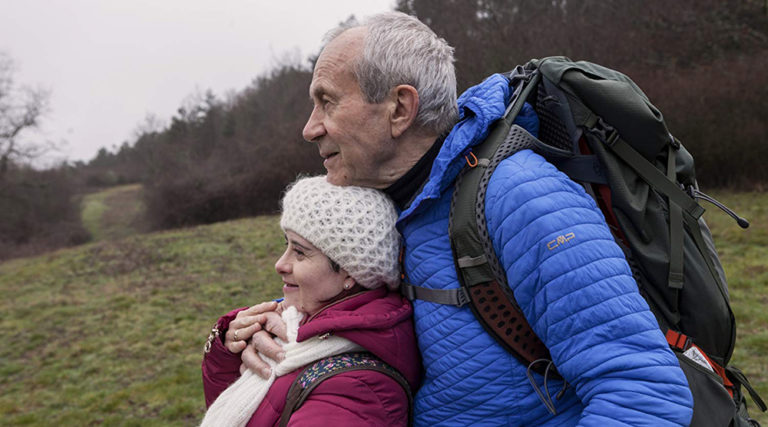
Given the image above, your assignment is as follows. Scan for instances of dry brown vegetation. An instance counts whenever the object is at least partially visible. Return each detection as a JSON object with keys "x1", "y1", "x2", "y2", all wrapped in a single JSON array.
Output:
[{"x1": 2, "y1": 0, "x2": 767, "y2": 260}]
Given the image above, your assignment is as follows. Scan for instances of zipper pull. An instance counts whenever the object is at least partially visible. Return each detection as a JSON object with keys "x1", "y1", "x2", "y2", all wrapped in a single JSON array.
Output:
[{"x1": 690, "y1": 188, "x2": 749, "y2": 229}]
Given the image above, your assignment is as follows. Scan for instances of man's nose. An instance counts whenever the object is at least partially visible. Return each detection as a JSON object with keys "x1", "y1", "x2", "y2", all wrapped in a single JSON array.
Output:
[{"x1": 302, "y1": 107, "x2": 325, "y2": 143}]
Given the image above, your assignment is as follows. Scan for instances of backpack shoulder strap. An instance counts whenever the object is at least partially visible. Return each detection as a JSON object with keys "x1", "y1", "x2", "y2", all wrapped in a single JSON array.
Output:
[
  {"x1": 401, "y1": 67, "x2": 558, "y2": 375},
  {"x1": 450, "y1": 122, "x2": 554, "y2": 373},
  {"x1": 279, "y1": 352, "x2": 413, "y2": 427},
  {"x1": 452, "y1": 68, "x2": 556, "y2": 373}
]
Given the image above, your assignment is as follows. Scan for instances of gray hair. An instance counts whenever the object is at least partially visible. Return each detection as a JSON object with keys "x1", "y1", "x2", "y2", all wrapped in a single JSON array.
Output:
[{"x1": 323, "y1": 12, "x2": 458, "y2": 136}]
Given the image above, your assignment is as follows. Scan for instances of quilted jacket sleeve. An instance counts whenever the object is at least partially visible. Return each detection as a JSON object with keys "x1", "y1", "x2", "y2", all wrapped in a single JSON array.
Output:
[
  {"x1": 201, "y1": 307, "x2": 247, "y2": 407},
  {"x1": 484, "y1": 150, "x2": 693, "y2": 426}
]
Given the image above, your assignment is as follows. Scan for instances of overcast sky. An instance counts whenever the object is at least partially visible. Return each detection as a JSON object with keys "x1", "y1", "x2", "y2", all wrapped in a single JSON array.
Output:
[{"x1": 0, "y1": 0, "x2": 395, "y2": 164}]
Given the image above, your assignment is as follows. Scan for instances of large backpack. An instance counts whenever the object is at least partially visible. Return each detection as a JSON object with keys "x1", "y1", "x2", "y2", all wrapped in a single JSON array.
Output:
[{"x1": 403, "y1": 57, "x2": 765, "y2": 426}]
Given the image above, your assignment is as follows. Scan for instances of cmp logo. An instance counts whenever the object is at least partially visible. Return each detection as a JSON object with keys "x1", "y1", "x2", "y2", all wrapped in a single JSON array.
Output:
[{"x1": 547, "y1": 232, "x2": 575, "y2": 250}]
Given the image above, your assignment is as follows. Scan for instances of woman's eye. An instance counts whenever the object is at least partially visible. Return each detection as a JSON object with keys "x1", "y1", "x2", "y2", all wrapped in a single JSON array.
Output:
[{"x1": 293, "y1": 249, "x2": 305, "y2": 258}]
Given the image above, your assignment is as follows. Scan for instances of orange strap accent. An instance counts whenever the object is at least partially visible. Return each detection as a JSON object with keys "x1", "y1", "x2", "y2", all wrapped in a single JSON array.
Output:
[
  {"x1": 694, "y1": 344, "x2": 735, "y2": 398},
  {"x1": 665, "y1": 329, "x2": 691, "y2": 351},
  {"x1": 665, "y1": 330, "x2": 735, "y2": 398},
  {"x1": 465, "y1": 152, "x2": 478, "y2": 168}
]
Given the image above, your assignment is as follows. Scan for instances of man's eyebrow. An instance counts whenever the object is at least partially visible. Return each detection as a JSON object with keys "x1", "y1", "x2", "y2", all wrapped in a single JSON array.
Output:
[
  {"x1": 309, "y1": 85, "x2": 324, "y2": 100},
  {"x1": 310, "y1": 83, "x2": 335, "y2": 101}
]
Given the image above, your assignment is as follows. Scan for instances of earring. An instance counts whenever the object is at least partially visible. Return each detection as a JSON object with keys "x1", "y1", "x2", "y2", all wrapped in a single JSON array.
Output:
[{"x1": 343, "y1": 283, "x2": 351, "y2": 290}]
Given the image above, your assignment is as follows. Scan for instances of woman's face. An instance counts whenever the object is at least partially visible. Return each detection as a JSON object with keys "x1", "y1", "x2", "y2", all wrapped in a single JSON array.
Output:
[{"x1": 275, "y1": 230, "x2": 353, "y2": 316}]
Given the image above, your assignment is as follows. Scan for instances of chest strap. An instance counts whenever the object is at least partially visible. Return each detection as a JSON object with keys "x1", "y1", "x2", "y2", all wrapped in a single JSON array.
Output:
[{"x1": 400, "y1": 282, "x2": 470, "y2": 306}]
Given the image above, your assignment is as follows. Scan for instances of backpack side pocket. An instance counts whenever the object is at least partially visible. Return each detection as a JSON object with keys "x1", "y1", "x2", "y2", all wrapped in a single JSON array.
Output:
[{"x1": 676, "y1": 351, "x2": 737, "y2": 426}]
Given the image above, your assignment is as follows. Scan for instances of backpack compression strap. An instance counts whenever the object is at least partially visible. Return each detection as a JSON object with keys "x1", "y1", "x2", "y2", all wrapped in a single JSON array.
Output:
[
  {"x1": 279, "y1": 352, "x2": 413, "y2": 427},
  {"x1": 584, "y1": 117, "x2": 704, "y2": 293}
]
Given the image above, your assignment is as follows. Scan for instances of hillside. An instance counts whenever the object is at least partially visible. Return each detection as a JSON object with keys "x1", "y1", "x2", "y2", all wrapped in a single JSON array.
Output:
[
  {"x1": 80, "y1": 184, "x2": 149, "y2": 242},
  {"x1": 0, "y1": 191, "x2": 766, "y2": 425},
  {"x1": 0, "y1": 215, "x2": 285, "y2": 425}
]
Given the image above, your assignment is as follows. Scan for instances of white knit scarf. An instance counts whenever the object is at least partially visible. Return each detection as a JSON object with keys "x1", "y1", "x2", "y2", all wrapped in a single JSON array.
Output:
[{"x1": 200, "y1": 306, "x2": 363, "y2": 427}]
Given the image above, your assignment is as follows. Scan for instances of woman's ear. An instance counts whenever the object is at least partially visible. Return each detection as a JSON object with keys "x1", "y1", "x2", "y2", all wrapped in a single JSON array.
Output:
[
  {"x1": 390, "y1": 84, "x2": 419, "y2": 139},
  {"x1": 343, "y1": 276, "x2": 356, "y2": 290}
]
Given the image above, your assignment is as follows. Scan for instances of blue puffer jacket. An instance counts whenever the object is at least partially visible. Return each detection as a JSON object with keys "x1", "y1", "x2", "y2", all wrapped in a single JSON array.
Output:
[{"x1": 397, "y1": 74, "x2": 693, "y2": 426}]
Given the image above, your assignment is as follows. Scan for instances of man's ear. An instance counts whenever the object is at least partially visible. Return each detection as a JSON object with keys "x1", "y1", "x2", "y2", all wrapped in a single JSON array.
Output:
[{"x1": 390, "y1": 84, "x2": 419, "y2": 139}]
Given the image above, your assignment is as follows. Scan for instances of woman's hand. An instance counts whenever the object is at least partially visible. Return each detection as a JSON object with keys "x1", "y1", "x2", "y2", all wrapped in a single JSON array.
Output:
[
  {"x1": 240, "y1": 309, "x2": 289, "y2": 378},
  {"x1": 223, "y1": 301, "x2": 279, "y2": 353}
]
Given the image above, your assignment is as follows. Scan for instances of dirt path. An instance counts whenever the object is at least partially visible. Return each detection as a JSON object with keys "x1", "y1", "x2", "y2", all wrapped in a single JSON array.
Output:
[{"x1": 81, "y1": 184, "x2": 148, "y2": 241}]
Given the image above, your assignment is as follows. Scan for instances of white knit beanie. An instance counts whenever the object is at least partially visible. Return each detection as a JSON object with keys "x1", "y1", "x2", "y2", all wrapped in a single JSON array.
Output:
[{"x1": 280, "y1": 176, "x2": 401, "y2": 290}]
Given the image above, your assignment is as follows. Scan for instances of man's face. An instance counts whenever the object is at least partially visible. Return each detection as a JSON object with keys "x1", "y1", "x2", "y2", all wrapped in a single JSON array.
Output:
[{"x1": 302, "y1": 28, "x2": 395, "y2": 188}]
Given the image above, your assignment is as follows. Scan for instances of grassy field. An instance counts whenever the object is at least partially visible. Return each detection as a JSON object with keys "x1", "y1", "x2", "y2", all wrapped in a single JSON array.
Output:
[
  {"x1": 0, "y1": 214, "x2": 286, "y2": 425},
  {"x1": 0, "y1": 190, "x2": 766, "y2": 425},
  {"x1": 81, "y1": 184, "x2": 148, "y2": 242},
  {"x1": 707, "y1": 191, "x2": 768, "y2": 424}
]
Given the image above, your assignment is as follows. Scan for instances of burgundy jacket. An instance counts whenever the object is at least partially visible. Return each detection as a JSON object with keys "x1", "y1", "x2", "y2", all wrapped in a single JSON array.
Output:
[{"x1": 202, "y1": 287, "x2": 421, "y2": 426}]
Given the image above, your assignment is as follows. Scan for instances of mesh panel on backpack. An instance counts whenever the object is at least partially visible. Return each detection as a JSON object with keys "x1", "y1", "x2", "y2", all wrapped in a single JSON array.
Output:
[{"x1": 535, "y1": 86, "x2": 572, "y2": 151}]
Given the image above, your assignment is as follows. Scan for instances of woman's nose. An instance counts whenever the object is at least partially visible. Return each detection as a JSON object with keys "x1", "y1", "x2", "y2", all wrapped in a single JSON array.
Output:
[{"x1": 275, "y1": 250, "x2": 291, "y2": 274}]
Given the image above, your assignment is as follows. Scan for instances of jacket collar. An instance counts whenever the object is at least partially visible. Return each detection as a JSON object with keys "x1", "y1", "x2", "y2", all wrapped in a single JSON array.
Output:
[
  {"x1": 397, "y1": 73, "x2": 511, "y2": 224},
  {"x1": 296, "y1": 287, "x2": 411, "y2": 341}
]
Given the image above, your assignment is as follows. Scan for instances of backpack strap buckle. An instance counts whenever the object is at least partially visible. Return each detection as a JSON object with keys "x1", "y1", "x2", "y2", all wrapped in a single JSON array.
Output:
[
  {"x1": 586, "y1": 116, "x2": 620, "y2": 147},
  {"x1": 665, "y1": 329, "x2": 693, "y2": 351},
  {"x1": 400, "y1": 282, "x2": 470, "y2": 307},
  {"x1": 605, "y1": 128, "x2": 620, "y2": 147}
]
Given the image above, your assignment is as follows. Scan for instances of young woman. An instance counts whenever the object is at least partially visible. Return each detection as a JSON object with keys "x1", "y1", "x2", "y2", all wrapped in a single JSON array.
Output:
[{"x1": 201, "y1": 176, "x2": 419, "y2": 426}]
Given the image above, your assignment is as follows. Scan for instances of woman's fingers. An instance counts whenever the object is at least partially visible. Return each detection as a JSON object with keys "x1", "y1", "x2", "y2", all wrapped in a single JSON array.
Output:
[
  {"x1": 223, "y1": 322, "x2": 262, "y2": 352},
  {"x1": 224, "y1": 339, "x2": 247, "y2": 354},
  {"x1": 254, "y1": 311, "x2": 288, "y2": 341},
  {"x1": 226, "y1": 301, "x2": 279, "y2": 338},
  {"x1": 243, "y1": 300, "x2": 279, "y2": 315},
  {"x1": 241, "y1": 344, "x2": 272, "y2": 379},
  {"x1": 223, "y1": 301, "x2": 286, "y2": 364},
  {"x1": 250, "y1": 329, "x2": 285, "y2": 362}
]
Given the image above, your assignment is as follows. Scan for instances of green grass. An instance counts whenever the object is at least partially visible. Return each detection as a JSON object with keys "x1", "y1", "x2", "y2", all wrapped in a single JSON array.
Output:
[
  {"x1": 81, "y1": 184, "x2": 148, "y2": 242},
  {"x1": 707, "y1": 191, "x2": 768, "y2": 424},
  {"x1": 0, "y1": 216, "x2": 285, "y2": 426},
  {"x1": 0, "y1": 191, "x2": 766, "y2": 425}
]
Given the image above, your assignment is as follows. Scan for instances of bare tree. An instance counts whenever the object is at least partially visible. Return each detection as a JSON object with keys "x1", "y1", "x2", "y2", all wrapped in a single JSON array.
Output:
[
  {"x1": 0, "y1": 52, "x2": 50, "y2": 179},
  {"x1": 131, "y1": 112, "x2": 167, "y2": 140}
]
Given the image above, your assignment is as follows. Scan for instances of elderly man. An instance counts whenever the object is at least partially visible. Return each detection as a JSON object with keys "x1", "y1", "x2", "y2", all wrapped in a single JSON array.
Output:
[{"x1": 237, "y1": 11, "x2": 693, "y2": 426}]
